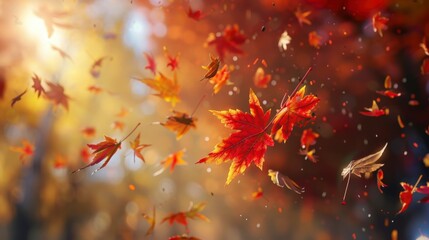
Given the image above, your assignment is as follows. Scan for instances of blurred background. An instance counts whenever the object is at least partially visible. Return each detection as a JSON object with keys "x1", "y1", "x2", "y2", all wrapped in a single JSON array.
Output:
[{"x1": 0, "y1": 0, "x2": 429, "y2": 239}]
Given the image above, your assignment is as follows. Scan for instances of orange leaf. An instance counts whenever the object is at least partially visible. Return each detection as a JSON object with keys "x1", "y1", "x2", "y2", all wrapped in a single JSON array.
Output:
[
  {"x1": 45, "y1": 82, "x2": 70, "y2": 110},
  {"x1": 116, "y1": 107, "x2": 129, "y2": 118},
  {"x1": 169, "y1": 235, "x2": 201, "y2": 240},
  {"x1": 359, "y1": 100, "x2": 387, "y2": 117},
  {"x1": 295, "y1": 8, "x2": 311, "y2": 26},
  {"x1": 271, "y1": 86, "x2": 320, "y2": 143},
  {"x1": 129, "y1": 133, "x2": 150, "y2": 162},
  {"x1": 372, "y1": 12, "x2": 388, "y2": 37},
  {"x1": 10, "y1": 140, "x2": 34, "y2": 161},
  {"x1": 210, "y1": 65, "x2": 231, "y2": 94},
  {"x1": 161, "y1": 149, "x2": 187, "y2": 172},
  {"x1": 81, "y1": 127, "x2": 96, "y2": 138},
  {"x1": 112, "y1": 121, "x2": 125, "y2": 131},
  {"x1": 254, "y1": 67, "x2": 272, "y2": 88},
  {"x1": 377, "y1": 169, "x2": 387, "y2": 193},
  {"x1": 31, "y1": 74, "x2": 45, "y2": 98},
  {"x1": 201, "y1": 55, "x2": 221, "y2": 81},
  {"x1": 162, "y1": 202, "x2": 208, "y2": 234},
  {"x1": 300, "y1": 128, "x2": 319, "y2": 150},
  {"x1": 161, "y1": 111, "x2": 197, "y2": 140},
  {"x1": 80, "y1": 147, "x2": 91, "y2": 163},
  {"x1": 197, "y1": 89, "x2": 274, "y2": 184},
  {"x1": 88, "y1": 85, "x2": 103, "y2": 94},
  {"x1": 308, "y1": 31, "x2": 322, "y2": 49},
  {"x1": 139, "y1": 72, "x2": 180, "y2": 107},
  {"x1": 384, "y1": 75, "x2": 392, "y2": 89},
  {"x1": 11, "y1": 89, "x2": 27, "y2": 107},
  {"x1": 53, "y1": 154, "x2": 67, "y2": 168},
  {"x1": 143, "y1": 207, "x2": 156, "y2": 236},
  {"x1": 73, "y1": 123, "x2": 140, "y2": 173},
  {"x1": 207, "y1": 24, "x2": 246, "y2": 60},
  {"x1": 252, "y1": 187, "x2": 264, "y2": 200}
]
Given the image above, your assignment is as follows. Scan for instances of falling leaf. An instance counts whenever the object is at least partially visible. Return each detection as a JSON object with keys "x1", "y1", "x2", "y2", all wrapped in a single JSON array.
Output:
[
  {"x1": 252, "y1": 187, "x2": 264, "y2": 200},
  {"x1": 359, "y1": 100, "x2": 388, "y2": 117},
  {"x1": 51, "y1": 45, "x2": 72, "y2": 61},
  {"x1": 341, "y1": 143, "x2": 388, "y2": 202},
  {"x1": 254, "y1": 67, "x2": 272, "y2": 88},
  {"x1": 308, "y1": 31, "x2": 322, "y2": 49},
  {"x1": 398, "y1": 182, "x2": 414, "y2": 214},
  {"x1": 421, "y1": 58, "x2": 429, "y2": 75},
  {"x1": 158, "y1": 149, "x2": 187, "y2": 173},
  {"x1": 210, "y1": 65, "x2": 232, "y2": 94},
  {"x1": 417, "y1": 182, "x2": 429, "y2": 203},
  {"x1": 206, "y1": 24, "x2": 246, "y2": 60},
  {"x1": 53, "y1": 154, "x2": 67, "y2": 168},
  {"x1": 161, "y1": 111, "x2": 197, "y2": 140},
  {"x1": 201, "y1": 55, "x2": 220, "y2": 81},
  {"x1": 34, "y1": 5, "x2": 72, "y2": 37},
  {"x1": 90, "y1": 57, "x2": 111, "y2": 78},
  {"x1": 169, "y1": 235, "x2": 201, "y2": 240},
  {"x1": 278, "y1": 31, "x2": 291, "y2": 51},
  {"x1": 143, "y1": 207, "x2": 156, "y2": 236},
  {"x1": 115, "y1": 107, "x2": 129, "y2": 118},
  {"x1": 187, "y1": 7, "x2": 204, "y2": 21},
  {"x1": 299, "y1": 148, "x2": 318, "y2": 163},
  {"x1": 81, "y1": 127, "x2": 96, "y2": 138},
  {"x1": 31, "y1": 74, "x2": 45, "y2": 98},
  {"x1": 420, "y1": 37, "x2": 429, "y2": 56},
  {"x1": 112, "y1": 121, "x2": 125, "y2": 131},
  {"x1": 397, "y1": 115, "x2": 405, "y2": 129},
  {"x1": 81, "y1": 147, "x2": 91, "y2": 163},
  {"x1": 271, "y1": 85, "x2": 320, "y2": 143},
  {"x1": 372, "y1": 12, "x2": 388, "y2": 37},
  {"x1": 10, "y1": 140, "x2": 34, "y2": 161},
  {"x1": 300, "y1": 128, "x2": 319, "y2": 150},
  {"x1": 295, "y1": 8, "x2": 311, "y2": 26},
  {"x1": 138, "y1": 72, "x2": 180, "y2": 107},
  {"x1": 129, "y1": 133, "x2": 150, "y2": 162},
  {"x1": 268, "y1": 169, "x2": 304, "y2": 194},
  {"x1": 88, "y1": 85, "x2": 103, "y2": 94},
  {"x1": 162, "y1": 202, "x2": 208, "y2": 234},
  {"x1": 384, "y1": 75, "x2": 392, "y2": 89},
  {"x1": 376, "y1": 90, "x2": 401, "y2": 99},
  {"x1": 73, "y1": 123, "x2": 140, "y2": 173},
  {"x1": 144, "y1": 52, "x2": 156, "y2": 75},
  {"x1": 377, "y1": 169, "x2": 387, "y2": 193},
  {"x1": 197, "y1": 89, "x2": 274, "y2": 184},
  {"x1": 11, "y1": 89, "x2": 27, "y2": 107},
  {"x1": 45, "y1": 82, "x2": 70, "y2": 110},
  {"x1": 165, "y1": 49, "x2": 180, "y2": 71}
]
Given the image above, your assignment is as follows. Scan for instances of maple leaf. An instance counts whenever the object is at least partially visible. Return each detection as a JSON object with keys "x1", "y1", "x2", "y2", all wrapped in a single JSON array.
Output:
[
  {"x1": 160, "y1": 149, "x2": 187, "y2": 173},
  {"x1": 377, "y1": 169, "x2": 387, "y2": 194},
  {"x1": 90, "y1": 57, "x2": 111, "y2": 78},
  {"x1": 162, "y1": 202, "x2": 208, "y2": 234},
  {"x1": 31, "y1": 74, "x2": 45, "y2": 98},
  {"x1": 138, "y1": 72, "x2": 180, "y2": 107},
  {"x1": 34, "y1": 6, "x2": 72, "y2": 38},
  {"x1": 197, "y1": 89, "x2": 274, "y2": 184},
  {"x1": 161, "y1": 111, "x2": 197, "y2": 140},
  {"x1": 73, "y1": 123, "x2": 140, "y2": 173},
  {"x1": 372, "y1": 12, "x2": 388, "y2": 37},
  {"x1": 144, "y1": 52, "x2": 156, "y2": 75},
  {"x1": 268, "y1": 169, "x2": 304, "y2": 194},
  {"x1": 341, "y1": 143, "x2": 387, "y2": 202},
  {"x1": 166, "y1": 52, "x2": 180, "y2": 71},
  {"x1": 129, "y1": 133, "x2": 150, "y2": 162},
  {"x1": 51, "y1": 45, "x2": 72, "y2": 61},
  {"x1": 210, "y1": 65, "x2": 232, "y2": 94},
  {"x1": 201, "y1": 55, "x2": 221, "y2": 81},
  {"x1": 295, "y1": 8, "x2": 312, "y2": 26},
  {"x1": 252, "y1": 187, "x2": 264, "y2": 200},
  {"x1": 397, "y1": 176, "x2": 421, "y2": 214},
  {"x1": 308, "y1": 31, "x2": 322, "y2": 49},
  {"x1": 45, "y1": 82, "x2": 70, "y2": 110},
  {"x1": 187, "y1": 7, "x2": 204, "y2": 21},
  {"x1": 206, "y1": 24, "x2": 246, "y2": 60},
  {"x1": 271, "y1": 84, "x2": 320, "y2": 143},
  {"x1": 417, "y1": 182, "x2": 429, "y2": 203},
  {"x1": 143, "y1": 207, "x2": 156, "y2": 236},
  {"x1": 359, "y1": 100, "x2": 388, "y2": 117},
  {"x1": 254, "y1": 67, "x2": 272, "y2": 88},
  {"x1": 278, "y1": 31, "x2": 291, "y2": 51},
  {"x1": 81, "y1": 127, "x2": 96, "y2": 138},
  {"x1": 10, "y1": 140, "x2": 34, "y2": 161},
  {"x1": 169, "y1": 235, "x2": 201, "y2": 240},
  {"x1": 11, "y1": 89, "x2": 27, "y2": 107},
  {"x1": 300, "y1": 128, "x2": 319, "y2": 150}
]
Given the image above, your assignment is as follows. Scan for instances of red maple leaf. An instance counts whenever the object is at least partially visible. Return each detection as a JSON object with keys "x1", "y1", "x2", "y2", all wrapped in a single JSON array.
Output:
[
  {"x1": 31, "y1": 74, "x2": 45, "y2": 98},
  {"x1": 207, "y1": 24, "x2": 246, "y2": 60},
  {"x1": 10, "y1": 140, "x2": 34, "y2": 161},
  {"x1": 144, "y1": 52, "x2": 156, "y2": 75},
  {"x1": 417, "y1": 183, "x2": 429, "y2": 203},
  {"x1": 271, "y1": 70, "x2": 320, "y2": 143},
  {"x1": 129, "y1": 133, "x2": 150, "y2": 162},
  {"x1": 45, "y1": 82, "x2": 70, "y2": 110},
  {"x1": 162, "y1": 203, "x2": 208, "y2": 234},
  {"x1": 187, "y1": 7, "x2": 204, "y2": 21},
  {"x1": 166, "y1": 53, "x2": 180, "y2": 71},
  {"x1": 197, "y1": 89, "x2": 273, "y2": 184},
  {"x1": 398, "y1": 175, "x2": 422, "y2": 214}
]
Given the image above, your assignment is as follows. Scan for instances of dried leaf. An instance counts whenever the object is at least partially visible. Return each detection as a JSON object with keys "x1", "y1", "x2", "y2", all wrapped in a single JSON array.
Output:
[
  {"x1": 299, "y1": 148, "x2": 318, "y2": 163},
  {"x1": 165, "y1": 50, "x2": 180, "y2": 71},
  {"x1": 201, "y1": 55, "x2": 220, "y2": 81},
  {"x1": 268, "y1": 169, "x2": 304, "y2": 194},
  {"x1": 384, "y1": 75, "x2": 392, "y2": 89},
  {"x1": 197, "y1": 89, "x2": 274, "y2": 184},
  {"x1": 129, "y1": 133, "x2": 150, "y2": 162},
  {"x1": 420, "y1": 37, "x2": 429, "y2": 56},
  {"x1": 88, "y1": 85, "x2": 103, "y2": 94},
  {"x1": 139, "y1": 72, "x2": 180, "y2": 106},
  {"x1": 11, "y1": 89, "x2": 27, "y2": 107},
  {"x1": 161, "y1": 111, "x2": 197, "y2": 139},
  {"x1": 31, "y1": 74, "x2": 45, "y2": 98},
  {"x1": 53, "y1": 154, "x2": 67, "y2": 168},
  {"x1": 45, "y1": 82, "x2": 70, "y2": 110},
  {"x1": 398, "y1": 182, "x2": 413, "y2": 214},
  {"x1": 376, "y1": 90, "x2": 401, "y2": 99}
]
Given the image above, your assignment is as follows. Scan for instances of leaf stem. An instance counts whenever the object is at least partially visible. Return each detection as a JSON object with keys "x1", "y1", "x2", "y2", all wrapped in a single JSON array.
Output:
[
  {"x1": 120, "y1": 122, "x2": 141, "y2": 142},
  {"x1": 280, "y1": 67, "x2": 313, "y2": 107},
  {"x1": 342, "y1": 172, "x2": 352, "y2": 202},
  {"x1": 412, "y1": 174, "x2": 423, "y2": 193},
  {"x1": 191, "y1": 95, "x2": 206, "y2": 117}
]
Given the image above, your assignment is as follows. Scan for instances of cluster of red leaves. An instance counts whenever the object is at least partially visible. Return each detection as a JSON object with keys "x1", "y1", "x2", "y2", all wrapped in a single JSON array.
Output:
[
  {"x1": 198, "y1": 69, "x2": 319, "y2": 184},
  {"x1": 206, "y1": 24, "x2": 246, "y2": 60}
]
